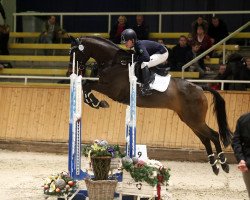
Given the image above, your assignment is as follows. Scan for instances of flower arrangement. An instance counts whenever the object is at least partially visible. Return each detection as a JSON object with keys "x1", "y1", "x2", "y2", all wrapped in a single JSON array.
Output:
[
  {"x1": 43, "y1": 171, "x2": 77, "y2": 196},
  {"x1": 82, "y1": 139, "x2": 124, "y2": 180},
  {"x1": 82, "y1": 139, "x2": 124, "y2": 158},
  {"x1": 122, "y1": 156, "x2": 171, "y2": 187}
]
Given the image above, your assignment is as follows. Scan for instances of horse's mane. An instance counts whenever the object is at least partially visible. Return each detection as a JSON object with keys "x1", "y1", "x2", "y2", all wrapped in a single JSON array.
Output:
[{"x1": 80, "y1": 36, "x2": 122, "y2": 50}]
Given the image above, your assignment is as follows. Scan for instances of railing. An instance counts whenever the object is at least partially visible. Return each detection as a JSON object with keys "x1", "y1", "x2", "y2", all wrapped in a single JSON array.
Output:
[
  {"x1": 0, "y1": 76, "x2": 99, "y2": 85},
  {"x1": 13, "y1": 10, "x2": 250, "y2": 32},
  {"x1": 181, "y1": 20, "x2": 250, "y2": 79},
  {"x1": 0, "y1": 75, "x2": 249, "y2": 91}
]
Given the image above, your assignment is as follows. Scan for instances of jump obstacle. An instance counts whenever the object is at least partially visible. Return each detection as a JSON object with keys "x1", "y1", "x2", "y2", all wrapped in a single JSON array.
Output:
[
  {"x1": 126, "y1": 55, "x2": 137, "y2": 158},
  {"x1": 68, "y1": 53, "x2": 87, "y2": 180}
]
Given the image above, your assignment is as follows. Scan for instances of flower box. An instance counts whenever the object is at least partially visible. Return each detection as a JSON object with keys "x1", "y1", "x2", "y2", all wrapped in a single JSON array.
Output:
[{"x1": 118, "y1": 170, "x2": 171, "y2": 199}]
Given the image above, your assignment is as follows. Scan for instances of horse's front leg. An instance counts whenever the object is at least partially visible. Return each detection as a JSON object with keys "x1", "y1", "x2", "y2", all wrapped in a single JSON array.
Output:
[{"x1": 82, "y1": 81, "x2": 109, "y2": 109}]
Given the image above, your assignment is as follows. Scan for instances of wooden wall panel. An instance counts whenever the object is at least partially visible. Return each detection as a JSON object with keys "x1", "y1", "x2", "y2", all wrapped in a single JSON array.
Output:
[{"x1": 0, "y1": 85, "x2": 249, "y2": 152}]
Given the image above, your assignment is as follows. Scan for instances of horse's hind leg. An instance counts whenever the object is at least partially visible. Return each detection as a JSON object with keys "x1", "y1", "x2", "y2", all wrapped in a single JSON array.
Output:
[
  {"x1": 193, "y1": 124, "x2": 229, "y2": 174},
  {"x1": 193, "y1": 131, "x2": 219, "y2": 175},
  {"x1": 208, "y1": 128, "x2": 230, "y2": 173}
]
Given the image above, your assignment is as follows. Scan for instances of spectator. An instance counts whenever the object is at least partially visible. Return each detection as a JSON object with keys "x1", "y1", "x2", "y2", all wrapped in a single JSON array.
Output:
[
  {"x1": 192, "y1": 25, "x2": 213, "y2": 58},
  {"x1": 208, "y1": 16, "x2": 229, "y2": 44},
  {"x1": 191, "y1": 16, "x2": 208, "y2": 37},
  {"x1": 185, "y1": 41, "x2": 206, "y2": 78},
  {"x1": 171, "y1": 35, "x2": 191, "y2": 71},
  {"x1": 209, "y1": 64, "x2": 227, "y2": 90},
  {"x1": 132, "y1": 15, "x2": 149, "y2": 40},
  {"x1": 109, "y1": 15, "x2": 129, "y2": 44},
  {"x1": 0, "y1": 1, "x2": 9, "y2": 55},
  {"x1": 39, "y1": 15, "x2": 64, "y2": 44},
  {"x1": 232, "y1": 112, "x2": 250, "y2": 199}
]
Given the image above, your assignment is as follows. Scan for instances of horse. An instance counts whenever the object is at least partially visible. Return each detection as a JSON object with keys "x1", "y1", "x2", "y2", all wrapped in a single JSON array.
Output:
[{"x1": 68, "y1": 36, "x2": 233, "y2": 175}]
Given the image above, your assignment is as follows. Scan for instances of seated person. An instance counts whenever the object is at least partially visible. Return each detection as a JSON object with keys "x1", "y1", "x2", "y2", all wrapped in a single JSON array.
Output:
[
  {"x1": 39, "y1": 15, "x2": 64, "y2": 44},
  {"x1": 192, "y1": 25, "x2": 213, "y2": 58},
  {"x1": 209, "y1": 64, "x2": 227, "y2": 90},
  {"x1": 185, "y1": 41, "x2": 206, "y2": 78},
  {"x1": 208, "y1": 16, "x2": 229, "y2": 44},
  {"x1": 109, "y1": 15, "x2": 129, "y2": 44},
  {"x1": 171, "y1": 35, "x2": 191, "y2": 71},
  {"x1": 0, "y1": 2, "x2": 9, "y2": 55},
  {"x1": 191, "y1": 16, "x2": 208, "y2": 37},
  {"x1": 0, "y1": 24, "x2": 9, "y2": 55},
  {"x1": 132, "y1": 15, "x2": 149, "y2": 40}
]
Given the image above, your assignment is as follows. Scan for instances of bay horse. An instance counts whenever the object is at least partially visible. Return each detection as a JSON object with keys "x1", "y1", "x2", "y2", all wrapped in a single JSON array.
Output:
[{"x1": 68, "y1": 36, "x2": 233, "y2": 175}]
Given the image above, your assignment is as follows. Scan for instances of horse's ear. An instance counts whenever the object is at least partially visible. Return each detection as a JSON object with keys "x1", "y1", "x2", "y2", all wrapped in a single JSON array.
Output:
[{"x1": 69, "y1": 35, "x2": 76, "y2": 43}]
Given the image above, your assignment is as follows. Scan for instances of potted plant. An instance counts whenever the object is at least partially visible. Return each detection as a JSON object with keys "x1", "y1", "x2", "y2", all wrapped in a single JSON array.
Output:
[{"x1": 82, "y1": 139, "x2": 124, "y2": 200}]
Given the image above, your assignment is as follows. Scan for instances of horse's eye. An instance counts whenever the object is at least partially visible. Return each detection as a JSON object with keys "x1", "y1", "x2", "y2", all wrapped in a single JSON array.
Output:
[{"x1": 78, "y1": 45, "x2": 84, "y2": 51}]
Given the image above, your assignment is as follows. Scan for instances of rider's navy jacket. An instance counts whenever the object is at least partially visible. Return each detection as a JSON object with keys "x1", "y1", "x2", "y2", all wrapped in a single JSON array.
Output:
[{"x1": 134, "y1": 40, "x2": 167, "y2": 63}]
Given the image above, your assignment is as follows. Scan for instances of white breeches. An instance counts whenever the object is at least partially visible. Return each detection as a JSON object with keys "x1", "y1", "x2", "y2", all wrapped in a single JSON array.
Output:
[{"x1": 141, "y1": 50, "x2": 169, "y2": 69}]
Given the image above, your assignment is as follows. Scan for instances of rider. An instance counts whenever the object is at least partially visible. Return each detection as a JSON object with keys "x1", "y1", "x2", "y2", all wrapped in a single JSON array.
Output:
[{"x1": 121, "y1": 28, "x2": 169, "y2": 96}]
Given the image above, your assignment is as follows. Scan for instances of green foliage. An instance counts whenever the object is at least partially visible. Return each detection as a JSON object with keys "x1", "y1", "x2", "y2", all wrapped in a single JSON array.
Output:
[
  {"x1": 123, "y1": 162, "x2": 171, "y2": 187},
  {"x1": 82, "y1": 140, "x2": 124, "y2": 158}
]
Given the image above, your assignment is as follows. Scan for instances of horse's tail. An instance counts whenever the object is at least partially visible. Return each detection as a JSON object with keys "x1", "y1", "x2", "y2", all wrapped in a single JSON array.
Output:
[{"x1": 202, "y1": 86, "x2": 233, "y2": 148}]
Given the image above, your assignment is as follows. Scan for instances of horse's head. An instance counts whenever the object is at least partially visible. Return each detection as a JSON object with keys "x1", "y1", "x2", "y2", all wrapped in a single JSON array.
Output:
[{"x1": 68, "y1": 35, "x2": 132, "y2": 77}]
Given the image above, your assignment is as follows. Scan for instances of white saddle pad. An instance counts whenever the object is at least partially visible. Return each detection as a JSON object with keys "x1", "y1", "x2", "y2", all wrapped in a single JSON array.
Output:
[{"x1": 149, "y1": 74, "x2": 171, "y2": 92}]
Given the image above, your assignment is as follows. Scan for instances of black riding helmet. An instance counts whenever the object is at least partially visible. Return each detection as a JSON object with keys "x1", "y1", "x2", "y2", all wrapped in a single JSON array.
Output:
[{"x1": 121, "y1": 29, "x2": 137, "y2": 44}]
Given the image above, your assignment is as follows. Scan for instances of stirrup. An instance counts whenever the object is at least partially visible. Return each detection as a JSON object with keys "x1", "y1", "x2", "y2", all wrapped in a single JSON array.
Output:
[{"x1": 141, "y1": 87, "x2": 152, "y2": 96}]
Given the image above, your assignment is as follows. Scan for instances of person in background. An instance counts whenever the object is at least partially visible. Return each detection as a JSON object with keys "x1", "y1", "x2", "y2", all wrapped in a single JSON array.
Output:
[
  {"x1": 185, "y1": 41, "x2": 206, "y2": 78},
  {"x1": 192, "y1": 25, "x2": 213, "y2": 58},
  {"x1": 171, "y1": 35, "x2": 191, "y2": 71},
  {"x1": 39, "y1": 15, "x2": 64, "y2": 44},
  {"x1": 209, "y1": 64, "x2": 227, "y2": 90},
  {"x1": 132, "y1": 15, "x2": 149, "y2": 40},
  {"x1": 191, "y1": 16, "x2": 208, "y2": 37},
  {"x1": 232, "y1": 112, "x2": 250, "y2": 199},
  {"x1": 208, "y1": 16, "x2": 229, "y2": 44},
  {"x1": 109, "y1": 15, "x2": 129, "y2": 44},
  {"x1": 0, "y1": 1, "x2": 9, "y2": 55}
]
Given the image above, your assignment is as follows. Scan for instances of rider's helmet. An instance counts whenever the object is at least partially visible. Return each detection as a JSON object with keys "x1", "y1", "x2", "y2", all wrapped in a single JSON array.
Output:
[{"x1": 121, "y1": 29, "x2": 137, "y2": 43}]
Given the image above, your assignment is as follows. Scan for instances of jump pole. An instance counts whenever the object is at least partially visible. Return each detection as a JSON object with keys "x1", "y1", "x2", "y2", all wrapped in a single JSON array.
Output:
[
  {"x1": 68, "y1": 52, "x2": 87, "y2": 180},
  {"x1": 126, "y1": 55, "x2": 137, "y2": 158}
]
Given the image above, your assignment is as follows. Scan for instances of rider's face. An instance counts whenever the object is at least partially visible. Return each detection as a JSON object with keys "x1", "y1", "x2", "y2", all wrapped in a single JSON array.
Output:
[{"x1": 125, "y1": 39, "x2": 134, "y2": 48}]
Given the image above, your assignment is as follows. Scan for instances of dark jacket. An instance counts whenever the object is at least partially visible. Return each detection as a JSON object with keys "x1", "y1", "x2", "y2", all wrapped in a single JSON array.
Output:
[
  {"x1": 208, "y1": 20, "x2": 229, "y2": 44},
  {"x1": 185, "y1": 49, "x2": 205, "y2": 70},
  {"x1": 109, "y1": 23, "x2": 129, "y2": 44},
  {"x1": 232, "y1": 112, "x2": 250, "y2": 168},
  {"x1": 134, "y1": 40, "x2": 167, "y2": 63},
  {"x1": 132, "y1": 22, "x2": 149, "y2": 40},
  {"x1": 172, "y1": 44, "x2": 191, "y2": 71}
]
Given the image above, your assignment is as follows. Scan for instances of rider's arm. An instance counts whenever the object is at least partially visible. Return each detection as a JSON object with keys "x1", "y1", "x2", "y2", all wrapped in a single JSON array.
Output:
[{"x1": 135, "y1": 43, "x2": 150, "y2": 63}]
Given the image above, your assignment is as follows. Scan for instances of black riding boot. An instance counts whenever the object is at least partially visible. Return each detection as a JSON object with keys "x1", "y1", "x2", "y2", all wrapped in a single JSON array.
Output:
[{"x1": 141, "y1": 66, "x2": 153, "y2": 96}]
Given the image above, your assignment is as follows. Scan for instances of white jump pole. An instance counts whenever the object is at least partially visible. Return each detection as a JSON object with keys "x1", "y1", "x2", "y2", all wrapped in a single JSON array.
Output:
[
  {"x1": 126, "y1": 55, "x2": 137, "y2": 158},
  {"x1": 68, "y1": 52, "x2": 86, "y2": 180}
]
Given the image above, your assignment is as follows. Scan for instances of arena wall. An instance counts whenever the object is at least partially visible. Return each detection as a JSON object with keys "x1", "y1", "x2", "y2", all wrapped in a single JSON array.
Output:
[{"x1": 0, "y1": 85, "x2": 249, "y2": 152}]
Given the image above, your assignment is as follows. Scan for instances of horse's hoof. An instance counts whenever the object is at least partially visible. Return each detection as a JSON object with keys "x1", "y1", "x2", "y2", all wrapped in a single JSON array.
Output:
[
  {"x1": 221, "y1": 163, "x2": 230, "y2": 173},
  {"x1": 100, "y1": 100, "x2": 109, "y2": 108},
  {"x1": 212, "y1": 166, "x2": 219, "y2": 175}
]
